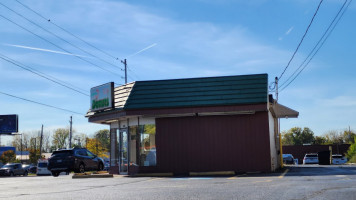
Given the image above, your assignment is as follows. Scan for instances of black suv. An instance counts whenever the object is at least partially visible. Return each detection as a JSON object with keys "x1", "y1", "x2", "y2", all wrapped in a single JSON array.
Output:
[{"x1": 48, "y1": 148, "x2": 104, "y2": 177}]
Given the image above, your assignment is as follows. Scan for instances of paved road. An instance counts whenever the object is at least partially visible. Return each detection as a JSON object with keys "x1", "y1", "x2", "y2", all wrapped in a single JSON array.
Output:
[{"x1": 1, "y1": 165, "x2": 356, "y2": 200}]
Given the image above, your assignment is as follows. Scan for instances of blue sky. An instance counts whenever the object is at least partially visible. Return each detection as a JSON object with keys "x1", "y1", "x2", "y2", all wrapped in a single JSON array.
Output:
[{"x1": 0, "y1": 0, "x2": 355, "y2": 144}]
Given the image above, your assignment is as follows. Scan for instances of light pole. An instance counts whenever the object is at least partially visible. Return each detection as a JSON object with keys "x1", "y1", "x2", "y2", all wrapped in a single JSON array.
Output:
[{"x1": 74, "y1": 138, "x2": 81, "y2": 147}]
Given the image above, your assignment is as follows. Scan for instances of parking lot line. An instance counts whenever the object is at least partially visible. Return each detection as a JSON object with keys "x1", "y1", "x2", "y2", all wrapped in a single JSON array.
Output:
[
  {"x1": 227, "y1": 173, "x2": 248, "y2": 180},
  {"x1": 146, "y1": 177, "x2": 163, "y2": 182},
  {"x1": 278, "y1": 169, "x2": 289, "y2": 179},
  {"x1": 253, "y1": 179, "x2": 272, "y2": 183}
]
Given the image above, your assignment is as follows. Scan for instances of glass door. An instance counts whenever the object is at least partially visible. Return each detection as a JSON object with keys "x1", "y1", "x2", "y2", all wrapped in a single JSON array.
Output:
[{"x1": 118, "y1": 129, "x2": 129, "y2": 174}]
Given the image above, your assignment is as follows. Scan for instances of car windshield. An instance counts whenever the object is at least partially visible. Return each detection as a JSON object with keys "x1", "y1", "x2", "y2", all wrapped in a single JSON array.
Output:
[
  {"x1": 2, "y1": 165, "x2": 14, "y2": 169},
  {"x1": 38, "y1": 163, "x2": 48, "y2": 168},
  {"x1": 332, "y1": 155, "x2": 343, "y2": 159},
  {"x1": 306, "y1": 154, "x2": 317, "y2": 158}
]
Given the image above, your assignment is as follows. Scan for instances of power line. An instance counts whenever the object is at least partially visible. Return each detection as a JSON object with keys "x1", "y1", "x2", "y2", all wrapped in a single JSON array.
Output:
[
  {"x1": 0, "y1": 2, "x2": 123, "y2": 71},
  {"x1": 0, "y1": 14, "x2": 121, "y2": 76},
  {"x1": 0, "y1": 53, "x2": 89, "y2": 96},
  {"x1": 278, "y1": 0, "x2": 324, "y2": 80},
  {"x1": 127, "y1": 65, "x2": 141, "y2": 80},
  {"x1": 279, "y1": 0, "x2": 350, "y2": 90},
  {"x1": 279, "y1": 0, "x2": 351, "y2": 92},
  {"x1": 0, "y1": 91, "x2": 83, "y2": 115},
  {"x1": 15, "y1": 0, "x2": 120, "y2": 61}
]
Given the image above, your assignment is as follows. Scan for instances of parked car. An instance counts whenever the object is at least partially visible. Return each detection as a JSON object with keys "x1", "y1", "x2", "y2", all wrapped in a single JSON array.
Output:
[
  {"x1": 0, "y1": 163, "x2": 28, "y2": 176},
  {"x1": 103, "y1": 160, "x2": 110, "y2": 171},
  {"x1": 37, "y1": 160, "x2": 52, "y2": 176},
  {"x1": 283, "y1": 154, "x2": 295, "y2": 164},
  {"x1": 28, "y1": 166, "x2": 37, "y2": 174},
  {"x1": 22, "y1": 164, "x2": 36, "y2": 173},
  {"x1": 48, "y1": 148, "x2": 104, "y2": 177},
  {"x1": 332, "y1": 154, "x2": 347, "y2": 165},
  {"x1": 303, "y1": 153, "x2": 319, "y2": 164}
]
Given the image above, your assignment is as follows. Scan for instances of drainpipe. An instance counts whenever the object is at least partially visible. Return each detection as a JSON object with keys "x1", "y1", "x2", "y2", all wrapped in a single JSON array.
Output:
[{"x1": 279, "y1": 133, "x2": 284, "y2": 168}]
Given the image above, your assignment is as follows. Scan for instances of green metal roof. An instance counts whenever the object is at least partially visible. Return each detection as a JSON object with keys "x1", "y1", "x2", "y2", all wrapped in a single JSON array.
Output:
[{"x1": 123, "y1": 74, "x2": 268, "y2": 110}]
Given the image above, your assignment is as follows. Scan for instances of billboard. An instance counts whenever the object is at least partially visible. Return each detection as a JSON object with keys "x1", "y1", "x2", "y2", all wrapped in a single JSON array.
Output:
[
  {"x1": 0, "y1": 115, "x2": 18, "y2": 134},
  {"x1": 90, "y1": 82, "x2": 114, "y2": 112}
]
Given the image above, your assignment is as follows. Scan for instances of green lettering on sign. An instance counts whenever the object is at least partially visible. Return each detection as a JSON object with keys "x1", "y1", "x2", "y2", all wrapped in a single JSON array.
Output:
[{"x1": 92, "y1": 98, "x2": 110, "y2": 110}]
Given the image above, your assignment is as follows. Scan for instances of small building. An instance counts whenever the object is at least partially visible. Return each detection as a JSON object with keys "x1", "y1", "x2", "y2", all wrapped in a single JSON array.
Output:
[
  {"x1": 283, "y1": 144, "x2": 351, "y2": 164},
  {"x1": 16, "y1": 151, "x2": 30, "y2": 163},
  {"x1": 0, "y1": 146, "x2": 16, "y2": 156},
  {"x1": 87, "y1": 74, "x2": 298, "y2": 175}
]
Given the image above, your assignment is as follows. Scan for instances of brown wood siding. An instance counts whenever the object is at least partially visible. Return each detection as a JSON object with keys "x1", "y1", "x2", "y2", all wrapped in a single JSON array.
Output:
[{"x1": 155, "y1": 112, "x2": 271, "y2": 174}]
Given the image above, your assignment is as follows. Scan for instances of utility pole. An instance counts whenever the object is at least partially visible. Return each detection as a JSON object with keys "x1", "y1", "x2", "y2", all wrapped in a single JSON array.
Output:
[
  {"x1": 69, "y1": 116, "x2": 72, "y2": 149},
  {"x1": 31, "y1": 138, "x2": 37, "y2": 153},
  {"x1": 39, "y1": 124, "x2": 43, "y2": 158},
  {"x1": 121, "y1": 59, "x2": 127, "y2": 84},
  {"x1": 20, "y1": 134, "x2": 22, "y2": 162},
  {"x1": 275, "y1": 77, "x2": 279, "y2": 102},
  {"x1": 275, "y1": 77, "x2": 284, "y2": 168}
]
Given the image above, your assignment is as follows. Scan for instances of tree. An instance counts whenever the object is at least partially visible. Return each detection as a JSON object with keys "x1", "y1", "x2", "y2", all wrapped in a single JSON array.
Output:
[
  {"x1": 29, "y1": 149, "x2": 43, "y2": 164},
  {"x1": 346, "y1": 137, "x2": 356, "y2": 162},
  {"x1": 342, "y1": 130, "x2": 356, "y2": 144},
  {"x1": 0, "y1": 150, "x2": 16, "y2": 164},
  {"x1": 314, "y1": 136, "x2": 327, "y2": 145},
  {"x1": 52, "y1": 128, "x2": 69, "y2": 149},
  {"x1": 86, "y1": 138, "x2": 108, "y2": 158},
  {"x1": 41, "y1": 132, "x2": 52, "y2": 153},
  {"x1": 12, "y1": 132, "x2": 31, "y2": 151},
  {"x1": 73, "y1": 133, "x2": 87, "y2": 148},
  {"x1": 282, "y1": 127, "x2": 315, "y2": 145},
  {"x1": 94, "y1": 129, "x2": 110, "y2": 150},
  {"x1": 323, "y1": 130, "x2": 343, "y2": 144}
]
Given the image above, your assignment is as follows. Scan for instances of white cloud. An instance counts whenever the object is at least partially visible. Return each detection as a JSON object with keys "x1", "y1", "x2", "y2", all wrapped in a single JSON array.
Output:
[
  {"x1": 3, "y1": 44, "x2": 93, "y2": 58},
  {"x1": 285, "y1": 26, "x2": 294, "y2": 35}
]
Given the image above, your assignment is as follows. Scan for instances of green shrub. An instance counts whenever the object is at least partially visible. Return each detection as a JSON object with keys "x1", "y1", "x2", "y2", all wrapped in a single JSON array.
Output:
[
  {"x1": 346, "y1": 137, "x2": 356, "y2": 162},
  {"x1": 348, "y1": 154, "x2": 356, "y2": 163}
]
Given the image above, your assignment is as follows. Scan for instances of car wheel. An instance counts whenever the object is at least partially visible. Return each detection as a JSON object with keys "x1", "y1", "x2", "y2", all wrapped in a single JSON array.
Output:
[
  {"x1": 79, "y1": 163, "x2": 85, "y2": 173},
  {"x1": 23, "y1": 171, "x2": 28, "y2": 176},
  {"x1": 98, "y1": 162, "x2": 104, "y2": 171},
  {"x1": 52, "y1": 171, "x2": 60, "y2": 177},
  {"x1": 10, "y1": 172, "x2": 14, "y2": 177}
]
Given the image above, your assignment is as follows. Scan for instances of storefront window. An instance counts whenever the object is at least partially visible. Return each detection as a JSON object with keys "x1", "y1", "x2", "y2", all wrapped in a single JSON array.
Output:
[
  {"x1": 139, "y1": 124, "x2": 156, "y2": 166},
  {"x1": 129, "y1": 126, "x2": 138, "y2": 166}
]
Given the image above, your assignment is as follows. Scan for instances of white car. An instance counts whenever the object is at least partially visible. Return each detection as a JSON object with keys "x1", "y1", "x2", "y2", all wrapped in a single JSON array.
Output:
[
  {"x1": 303, "y1": 153, "x2": 319, "y2": 164},
  {"x1": 332, "y1": 154, "x2": 347, "y2": 165},
  {"x1": 36, "y1": 160, "x2": 51, "y2": 176}
]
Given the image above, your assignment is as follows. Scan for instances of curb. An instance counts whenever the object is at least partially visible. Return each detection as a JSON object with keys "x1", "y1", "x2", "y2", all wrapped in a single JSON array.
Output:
[
  {"x1": 189, "y1": 171, "x2": 235, "y2": 176},
  {"x1": 131, "y1": 173, "x2": 174, "y2": 177},
  {"x1": 72, "y1": 173, "x2": 113, "y2": 179}
]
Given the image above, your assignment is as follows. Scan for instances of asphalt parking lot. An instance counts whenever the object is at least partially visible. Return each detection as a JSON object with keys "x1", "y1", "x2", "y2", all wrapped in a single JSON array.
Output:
[{"x1": 1, "y1": 165, "x2": 356, "y2": 200}]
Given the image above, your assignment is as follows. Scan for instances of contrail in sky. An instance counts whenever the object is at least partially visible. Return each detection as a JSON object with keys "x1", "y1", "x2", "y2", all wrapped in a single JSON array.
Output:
[
  {"x1": 127, "y1": 43, "x2": 157, "y2": 58},
  {"x1": 3, "y1": 43, "x2": 93, "y2": 58}
]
